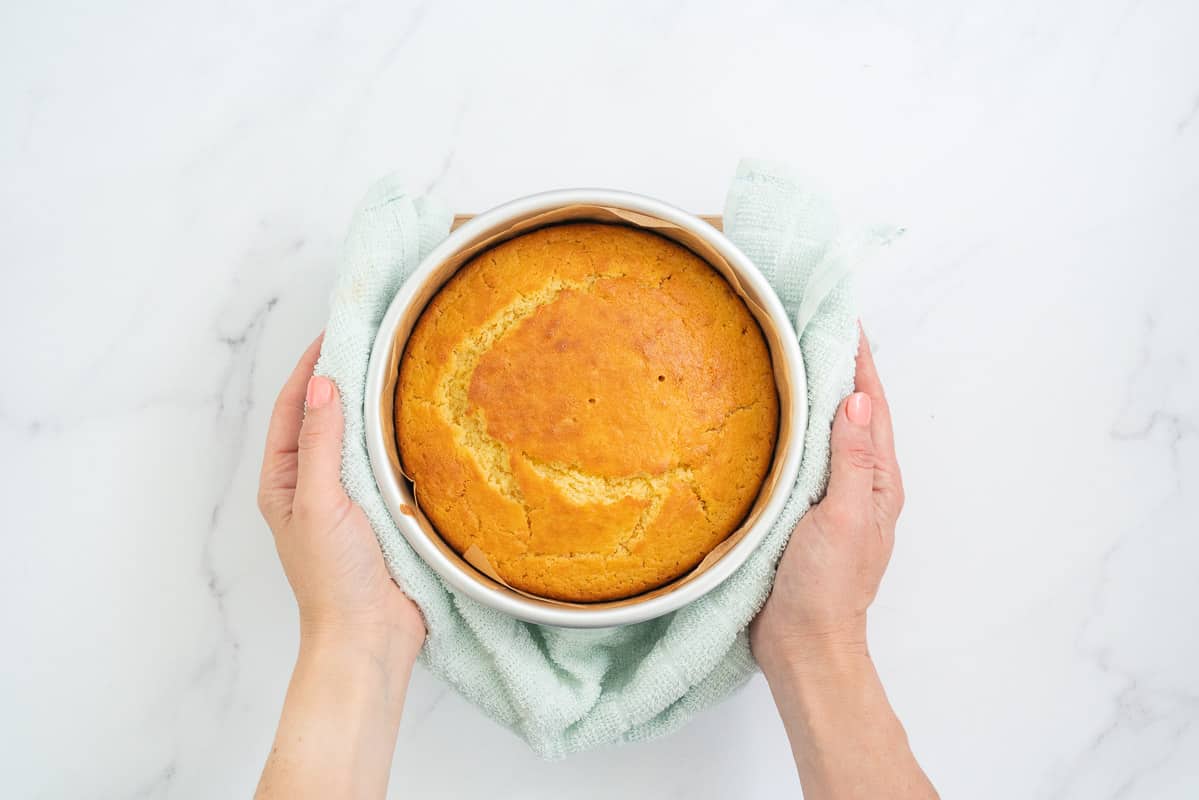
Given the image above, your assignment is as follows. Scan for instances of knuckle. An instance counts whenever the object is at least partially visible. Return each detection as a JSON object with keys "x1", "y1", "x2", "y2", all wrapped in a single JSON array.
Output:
[
  {"x1": 817, "y1": 500, "x2": 861, "y2": 532},
  {"x1": 879, "y1": 466, "x2": 905, "y2": 516},
  {"x1": 256, "y1": 487, "x2": 284, "y2": 526},
  {"x1": 292, "y1": 490, "x2": 353, "y2": 529},
  {"x1": 297, "y1": 421, "x2": 325, "y2": 453},
  {"x1": 291, "y1": 483, "x2": 322, "y2": 513},
  {"x1": 290, "y1": 493, "x2": 321, "y2": 524},
  {"x1": 844, "y1": 444, "x2": 876, "y2": 471}
]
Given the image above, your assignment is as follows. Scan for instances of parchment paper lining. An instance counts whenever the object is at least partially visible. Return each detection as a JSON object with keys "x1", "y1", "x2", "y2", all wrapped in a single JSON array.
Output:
[{"x1": 378, "y1": 205, "x2": 797, "y2": 610}]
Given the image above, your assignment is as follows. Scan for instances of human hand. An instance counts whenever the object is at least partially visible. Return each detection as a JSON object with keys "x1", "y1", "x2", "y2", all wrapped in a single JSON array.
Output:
[
  {"x1": 751, "y1": 329, "x2": 903, "y2": 669},
  {"x1": 257, "y1": 335, "x2": 425, "y2": 652},
  {"x1": 256, "y1": 335, "x2": 424, "y2": 799}
]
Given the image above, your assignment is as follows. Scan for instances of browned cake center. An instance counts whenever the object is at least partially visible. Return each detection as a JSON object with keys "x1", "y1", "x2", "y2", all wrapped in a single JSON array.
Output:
[{"x1": 396, "y1": 223, "x2": 778, "y2": 602}]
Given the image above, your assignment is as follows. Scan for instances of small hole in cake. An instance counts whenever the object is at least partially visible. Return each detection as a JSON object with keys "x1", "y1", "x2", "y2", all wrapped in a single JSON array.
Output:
[
  {"x1": 657, "y1": 375, "x2": 665, "y2": 382},
  {"x1": 741, "y1": 327, "x2": 747, "y2": 335},
  {"x1": 588, "y1": 397, "x2": 596, "y2": 404}
]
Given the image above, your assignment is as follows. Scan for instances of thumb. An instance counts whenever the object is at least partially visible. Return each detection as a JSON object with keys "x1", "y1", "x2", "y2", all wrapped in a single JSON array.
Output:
[
  {"x1": 294, "y1": 374, "x2": 350, "y2": 522},
  {"x1": 825, "y1": 392, "x2": 876, "y2": 505}
]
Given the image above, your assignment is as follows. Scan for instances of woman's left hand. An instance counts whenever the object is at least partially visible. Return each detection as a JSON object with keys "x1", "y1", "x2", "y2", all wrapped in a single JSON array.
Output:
[
  {"x1": 257, "y1": 334, "x2": 425, "y2": 650},
  {"x1": 256, "y1": 336, "x2": 423, "y2": 799}
]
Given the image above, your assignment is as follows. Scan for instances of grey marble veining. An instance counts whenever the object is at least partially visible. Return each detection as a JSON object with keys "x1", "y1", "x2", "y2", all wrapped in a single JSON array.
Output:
[{"x1": 2, "y1": 0, "x2": 1197, "y2": 797}]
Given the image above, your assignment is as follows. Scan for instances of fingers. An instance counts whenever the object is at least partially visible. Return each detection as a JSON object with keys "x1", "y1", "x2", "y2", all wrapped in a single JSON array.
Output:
[
  {"x1": 825, "y1": 391, "x2": 876, "y2": 507},
  {"x1": 293, "y1": 374, "x2": 352, "y2": 525},
  {"x1": 854, "y1": 326, "x2": 905, "y2": 517},
  {"x1": 853, "y1": 328, "x2": 895, "y2": 467},
  {"x1": 258, "y1": 334, "x2": 324, "y2": 524}
]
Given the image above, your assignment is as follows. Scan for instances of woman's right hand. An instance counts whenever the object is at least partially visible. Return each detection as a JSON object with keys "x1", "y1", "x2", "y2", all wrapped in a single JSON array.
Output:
[
  {"x1": 750, "y1": 329, "x2": 904, "y2": 668},
  {"x1": 749, "y1": 330, "x2": 936, "y2": 800}
]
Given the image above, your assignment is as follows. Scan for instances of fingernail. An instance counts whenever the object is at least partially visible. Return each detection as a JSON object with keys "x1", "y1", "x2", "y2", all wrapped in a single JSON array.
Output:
[
  {"x1": 306, "y1": 375, "x2": 334, "y2": 409},
  {"x1": 847, "y1": 392, "x2": 872, "y2": 426}
]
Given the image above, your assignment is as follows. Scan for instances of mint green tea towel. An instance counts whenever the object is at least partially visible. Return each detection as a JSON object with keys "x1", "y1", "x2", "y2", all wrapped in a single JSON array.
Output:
[{"x1": 314, "y1": 160, "x2": 862, "y2": 758}]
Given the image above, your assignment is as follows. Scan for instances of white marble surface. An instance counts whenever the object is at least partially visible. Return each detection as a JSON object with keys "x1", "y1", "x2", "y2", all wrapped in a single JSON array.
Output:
[{"x1": 3, "y1": 0, "x2": 1197, "y2": 796}]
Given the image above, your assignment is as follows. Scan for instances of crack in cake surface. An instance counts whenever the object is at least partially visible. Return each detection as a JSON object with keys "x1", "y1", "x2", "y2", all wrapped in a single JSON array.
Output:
[
  {"x1": 402, "y1": 223, "x2": 780, "y2": 600},
  {"x1": 432, "y1": 270, "x2": 760, "y2": 547},
  {"x1": 434, "y1": 272, "x2": 646, "y2": 521},
  {"x1": 431, "y1": 267, "x2": 716, "y2": 545}
]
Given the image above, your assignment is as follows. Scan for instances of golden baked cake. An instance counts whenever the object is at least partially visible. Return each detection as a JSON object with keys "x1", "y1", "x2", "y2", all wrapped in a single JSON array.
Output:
[{"x1": 395, "y1": 223, "x2": 778, "y2": 602}]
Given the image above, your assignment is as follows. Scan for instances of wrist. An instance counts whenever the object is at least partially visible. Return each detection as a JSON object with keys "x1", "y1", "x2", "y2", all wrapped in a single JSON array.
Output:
[
  {"x1": 754, "y1": 616, "x2": 870, "y2": 684},
  {"x1": 757, "y1": 626, "x2": 879, "y2": 735},
  {"x1": 294, "y1": 624, "x2": 420, "y2": 725},
  {"x1": 268, "y1": 619, "x2": 419, "y2": 797},
  {"x1": 299, "y1": 618, "x2": 423, "y2": 674},
  {"x1": 300, "y1": 603, "x2": 425, "y2": 655}
]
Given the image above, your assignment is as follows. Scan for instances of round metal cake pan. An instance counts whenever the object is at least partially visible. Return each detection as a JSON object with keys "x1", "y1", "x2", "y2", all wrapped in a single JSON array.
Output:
[{"x1": 364, "y1": 189, "x2": 807, "y2": 628}]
